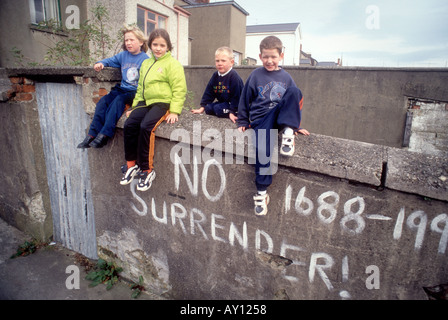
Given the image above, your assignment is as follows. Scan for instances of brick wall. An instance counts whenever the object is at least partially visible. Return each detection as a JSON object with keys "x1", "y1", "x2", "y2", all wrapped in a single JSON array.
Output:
[{"x1": 7, "y1": 77, "x2": 35, "y2": 102}]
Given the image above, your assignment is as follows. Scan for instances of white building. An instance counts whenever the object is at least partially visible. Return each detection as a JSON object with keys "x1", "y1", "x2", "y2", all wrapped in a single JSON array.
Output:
[
  {"x1": 89, "y1": 0, "x2": 191, "y2": 65},
  {"x1": 245, "y1": 23, "x2": 301, "y2": 66}
]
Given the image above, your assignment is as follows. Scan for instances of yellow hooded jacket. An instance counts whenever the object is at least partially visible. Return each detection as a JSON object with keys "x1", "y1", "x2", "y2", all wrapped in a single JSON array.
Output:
[{"x1": 131, "y1": 51, "x2": 187, "y2": 115}]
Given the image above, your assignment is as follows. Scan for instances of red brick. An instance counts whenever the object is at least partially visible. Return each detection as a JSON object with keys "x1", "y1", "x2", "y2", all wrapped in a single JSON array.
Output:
[
  {"x1": 98, "y1": 88, "x2": 108, "y2": 96},
  {"x1": 15, "y1": 93, "x2": 33, "y2": 101},
  {"x1": 6, "y1": 88, "x2": 16, "y2": 100},
  {"x1": 22, "y1": 85, "x2": 35, "y2": 93},
  {"x1": 11, "y1": 84, "x2": 22, "y2": 93},
  {"x1": 92, "y1": 97, "x2": 100, "y2": 104},
  {"x1": 9, "y1": 77, "x2": 23, "y2": 84}
]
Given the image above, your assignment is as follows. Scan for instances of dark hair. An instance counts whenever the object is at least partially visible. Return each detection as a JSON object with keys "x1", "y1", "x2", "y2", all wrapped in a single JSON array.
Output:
[
  {"x1": 148, "y1": 28, "x2": 173, "y2": 52},
  {"x1": 260, "y1": 36, "x2": 283, "y2": 55}
]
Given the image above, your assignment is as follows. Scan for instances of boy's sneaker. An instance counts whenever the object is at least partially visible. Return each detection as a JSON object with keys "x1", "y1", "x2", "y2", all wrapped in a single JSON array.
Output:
[
  {"x1": 253, "y1": 193, "x2": 270, "y2": 216},
  {"x1": 280, "y1": 132, "x2": 295, "y2": 156},
  {"x1": 120, "y1": 164, "x2": 140, "y2": 185},
  {"x1": 137, "y1": 170, "x2": 156, "y2": 192}
]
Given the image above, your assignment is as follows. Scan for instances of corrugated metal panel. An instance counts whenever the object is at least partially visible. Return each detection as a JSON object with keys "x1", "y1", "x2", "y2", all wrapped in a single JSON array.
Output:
[{"x1": 36, "y1": 82, "x2": 97, "y2": 259}]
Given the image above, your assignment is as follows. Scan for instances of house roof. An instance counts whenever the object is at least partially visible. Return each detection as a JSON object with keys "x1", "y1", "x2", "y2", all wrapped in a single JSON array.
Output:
[
  {"x1": 182, "y1": 1, "x2": 249, "y2": 16},
  {"x1": 246, "y1": 23, "x2": 300, "y2": 34}
]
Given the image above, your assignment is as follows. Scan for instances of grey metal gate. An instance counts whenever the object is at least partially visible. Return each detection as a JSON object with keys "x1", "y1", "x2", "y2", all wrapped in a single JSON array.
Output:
[{"x1": 36, "y1": 82, "x2": 97, "y2": 259}]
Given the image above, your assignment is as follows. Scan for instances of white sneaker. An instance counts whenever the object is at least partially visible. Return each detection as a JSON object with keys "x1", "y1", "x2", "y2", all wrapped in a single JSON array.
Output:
[
  {"x1": 253, "y1": 193, "x2": 270, "y2": 216},
  {"x1": 137, "y1": 170, "x2": 156, "y2": 191},
  {"x1": 280, "y1": 132, "x2": 295, "y2": 156},
  {"x1": 120, "y1": 164, "x2": 140, "y2": 185}
]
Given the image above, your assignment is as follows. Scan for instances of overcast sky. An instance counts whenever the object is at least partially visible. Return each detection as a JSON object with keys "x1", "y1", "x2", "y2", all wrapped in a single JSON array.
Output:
[{"x1": 213, "y1": 0, "x2": 448, "y2": 67}]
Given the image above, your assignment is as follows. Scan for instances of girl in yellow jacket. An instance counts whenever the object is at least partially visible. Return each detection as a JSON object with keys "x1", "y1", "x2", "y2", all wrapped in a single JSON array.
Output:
[{"x1": 120, "y1": 29, "x2": 187, "y2": 191}]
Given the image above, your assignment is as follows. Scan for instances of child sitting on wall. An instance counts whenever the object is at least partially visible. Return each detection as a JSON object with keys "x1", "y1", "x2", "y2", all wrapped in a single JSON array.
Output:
[
  {"x1": 237, "y1": 36, "x2": 310, "y2": 216},
  {"x1": 120, "y1": 29, "x2": 187, "y2": 192},
  {"x1": 191, "y1": 47, "x2": 244, "y2": 124},
  {"x1": 77, "y1": 25, "x2": 149, "y2": 149}
]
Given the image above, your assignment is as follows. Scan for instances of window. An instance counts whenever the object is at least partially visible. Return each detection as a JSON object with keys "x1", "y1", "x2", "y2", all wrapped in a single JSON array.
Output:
[
  {"x1": 29, "y1": 0, "x2": 61, "y2": 25},
  {"x1": 137, "y1": 6, "x2": 167, "y2": 36},
  {"x1": 233, "y1": 51, "x2": 242, "y2": 66}
]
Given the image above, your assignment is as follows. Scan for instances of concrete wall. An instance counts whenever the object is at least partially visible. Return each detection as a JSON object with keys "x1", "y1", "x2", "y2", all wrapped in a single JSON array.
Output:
[
  {"x1": 407, "y1": 100, "x2": 448, "y2": 157},
  {"x1": 186, "y1": 66, "x2": 448, "y2": 150},
  {"x1": 1, "y1": 66, "x2": 447, "y2": 300}
]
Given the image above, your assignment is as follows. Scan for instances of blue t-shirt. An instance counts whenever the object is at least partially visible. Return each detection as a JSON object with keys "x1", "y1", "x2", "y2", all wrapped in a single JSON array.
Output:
[
  {"x1": 237, "y1": 67, "x2": 297, "y2": 128},
  {"x1": 98, "y1": 50, "x2": 149, "y2": 92}
]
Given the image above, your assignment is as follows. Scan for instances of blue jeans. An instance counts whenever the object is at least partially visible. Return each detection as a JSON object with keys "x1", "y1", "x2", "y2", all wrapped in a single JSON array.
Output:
[
  {"x1": 88, "y1": 85, "x2": 135, "y2": 138},
  {"x1": 251, "y1": 86, "x2": 303, "y2": 191}
]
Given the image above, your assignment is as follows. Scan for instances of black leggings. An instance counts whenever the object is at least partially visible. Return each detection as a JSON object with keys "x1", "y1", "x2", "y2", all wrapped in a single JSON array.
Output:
[{"x1": 123, "y1": 103, "x2": 169, "y2": 172}]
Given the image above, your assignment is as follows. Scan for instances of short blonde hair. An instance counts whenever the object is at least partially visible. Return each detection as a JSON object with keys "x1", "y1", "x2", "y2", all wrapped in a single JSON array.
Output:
[
  {"x1": 215, "y1": 46, "x2": 234, "y2": 60},
  {"x1": 121, "y1": 25, "x2": 149, "y2": 53}
]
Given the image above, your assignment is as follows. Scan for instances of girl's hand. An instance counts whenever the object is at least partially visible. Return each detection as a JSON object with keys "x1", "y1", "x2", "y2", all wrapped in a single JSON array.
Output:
[
  {"x1": 94, "y1": 63, "x2": 104, "y2": 72},
  {"x1": 166, "y1": 113, "x2": 178, "y2": 124}
]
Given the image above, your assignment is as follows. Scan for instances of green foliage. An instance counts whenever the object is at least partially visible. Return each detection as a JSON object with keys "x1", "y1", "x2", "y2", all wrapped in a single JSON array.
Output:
[
  {"x1": 29, "y1": 4, "x2": 118, "y2": 66},
  {"x1": 130, "y1": 275, "x2": 146, "y2": 299},
  {"x1": 10, "y1": 47, "x2": 40, "y2": 67},
  {"x1": 10, "y1": 239, "x2": 48, "y2": 258},
  {"x1": 85, "y1": 258, "x2": 123, "y2": 290}
]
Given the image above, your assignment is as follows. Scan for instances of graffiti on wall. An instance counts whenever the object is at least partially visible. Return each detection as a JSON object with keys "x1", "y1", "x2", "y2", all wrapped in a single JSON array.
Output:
[{"x1": 127, "y1": 147, "x2": 447, "y2": 298}]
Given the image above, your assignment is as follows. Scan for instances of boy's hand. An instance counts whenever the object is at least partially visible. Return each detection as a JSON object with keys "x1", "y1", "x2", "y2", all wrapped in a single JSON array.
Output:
[
  {"x1": 229, "y1": 113, "x2": 238, "y2": 124},
  {"x1": 238, "y1": 126, "x2": 246, "y2": 132},
  {"x1": 191, "y1": 107, "x2": 204, "y2": 114},
  {"x1": 297, "y1": 128, "x2": 310, "y2": 136},
  {"x1": 94, "y1": 63, "x2": 104, "y2": 72}
]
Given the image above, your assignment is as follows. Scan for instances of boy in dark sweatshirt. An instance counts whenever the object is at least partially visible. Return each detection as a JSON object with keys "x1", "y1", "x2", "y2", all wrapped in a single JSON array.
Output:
[
  {"x1": 191, "y1": 47, "x2": 244, "y2": 124},
  {"x1": 237, "y1": 36, "x2": 309, "y2": 216}
]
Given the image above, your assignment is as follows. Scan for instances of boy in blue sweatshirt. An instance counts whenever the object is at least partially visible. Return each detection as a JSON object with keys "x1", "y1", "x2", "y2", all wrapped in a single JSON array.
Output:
[
  {"x1": 191, "y1": 47, "x2": 244, "y2": 124},
  {"x1": 237, "y1": 36, "x2": 309, "y2": 216},
  {"x1": 77, "y1": 26, "x2": 149, "y2": 149}
]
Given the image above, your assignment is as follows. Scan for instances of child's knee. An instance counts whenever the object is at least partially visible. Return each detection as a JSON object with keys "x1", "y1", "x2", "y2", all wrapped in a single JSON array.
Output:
[
  {"x1": 204, "y1": 104, "x2": 215, "y2": 115},
  {"x1": 213, "y1": 103, "x2": 230, "y2": 118}
]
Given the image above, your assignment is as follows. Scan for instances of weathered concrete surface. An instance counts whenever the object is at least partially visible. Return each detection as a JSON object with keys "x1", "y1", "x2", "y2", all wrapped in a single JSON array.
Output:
[
  {"x1": 1, "y1": 66, "x2": 448, "y2": 300},
  {"x1": 186, "y1": 66, "x2": 448, "y2": 148},
  {"x1": 0, "y1": 99, "x2": 52, "y2": 241},
  {"x1": 387, "y1": 148, "x2": 448, "y2": 201},
  {"x1": 87, "y1": 112, "x2": 448, "y2": 300},
  {"x1": 407, "y1": 100, "x2": 448, "y2": 157},
  {"x1": 7, "y1": 65, "x2": 448, "y2": 148},
  {"x1": 0, "y1": 219, "x2": 163, "y2": 300}
]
